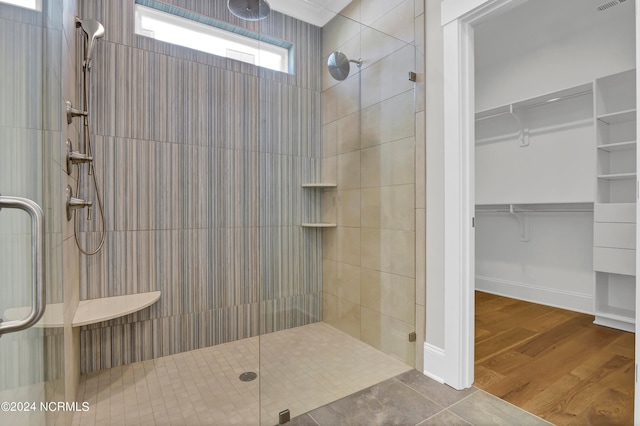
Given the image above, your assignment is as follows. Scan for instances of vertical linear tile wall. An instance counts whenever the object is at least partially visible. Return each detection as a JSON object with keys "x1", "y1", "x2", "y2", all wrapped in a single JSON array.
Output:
[
  {"x1": 77, "y1": 0, "x2": 322, "y2": 373},
  {"x1": 321, "y1": 0, "x2": 425, "y2": 367}
]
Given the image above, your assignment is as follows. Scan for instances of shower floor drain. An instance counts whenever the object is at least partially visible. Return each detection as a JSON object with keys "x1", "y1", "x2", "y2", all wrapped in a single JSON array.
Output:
[{"x1": 239, "y1": 372, "x2": 257, "y2": 382}]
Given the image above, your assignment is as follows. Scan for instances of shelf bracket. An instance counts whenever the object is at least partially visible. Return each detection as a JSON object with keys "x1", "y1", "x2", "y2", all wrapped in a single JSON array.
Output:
[
  {"x1": 509, "y1": 105, "x2": 530, "y2": 147},
  {"x1": 509, "y1": 204, "x2": 530, "y2": 242}
]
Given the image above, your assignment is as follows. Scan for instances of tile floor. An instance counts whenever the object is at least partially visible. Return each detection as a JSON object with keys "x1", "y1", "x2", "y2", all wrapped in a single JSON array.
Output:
[
  {"x1": 72, "y1": 322, "x2": 412, "y2": 426},
  {"x1": 291, "y1": 370, "x2": 551, "y2": 426},
  {"x1": 70, "y1": 321, "x2": 549, "y2": 426}
]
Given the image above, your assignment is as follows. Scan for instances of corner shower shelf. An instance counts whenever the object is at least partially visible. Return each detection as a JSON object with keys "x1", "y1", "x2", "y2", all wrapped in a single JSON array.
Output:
[
  {"x1": 3, "y1": 291, "x2": 161, "y2": 328},
  {"x1": 302, "y1": 184, "x2": 337, "y2": 227},
  {"x1": 301, "y1": 183, "x2": 337, "y2": 188}
]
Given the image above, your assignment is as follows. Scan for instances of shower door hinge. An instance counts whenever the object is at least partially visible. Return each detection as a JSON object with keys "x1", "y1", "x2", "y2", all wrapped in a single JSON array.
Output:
[
  {"x1": 279, "y1": 409, "x2": 290, "y2": 424},
  {"x1": 408, "y1": 332, "x2": 416, "y2": 342}
]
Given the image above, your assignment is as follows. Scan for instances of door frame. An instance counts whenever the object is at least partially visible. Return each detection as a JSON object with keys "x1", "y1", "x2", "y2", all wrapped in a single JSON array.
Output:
[
  {"x1": 440, "y1": 0, "x2": 525, "y2": 391},
  {"x1": 635, "y1": 2, "x2": 639, "y2": 423}
]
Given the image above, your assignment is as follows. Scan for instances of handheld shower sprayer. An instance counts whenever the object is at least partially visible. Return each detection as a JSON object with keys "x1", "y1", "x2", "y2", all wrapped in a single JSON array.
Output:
[
  {"x1": 75, "y1": 17, "x2": 105, "y2": 70},
  {"x1": 68, "y1": 16, "x2": 107, "y2": 255}
]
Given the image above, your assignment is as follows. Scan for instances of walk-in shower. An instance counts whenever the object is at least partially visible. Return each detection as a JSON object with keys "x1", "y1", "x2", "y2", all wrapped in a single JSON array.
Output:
[
  {"x1": 327, "y1": 51, "x2": 362, "y2": 81},
  {"x1": 65, "y1": 0, "x2": 422, "y2": 424},
  {"x1": 65, "y1": 17, "x2": 106, "y2": 255}
]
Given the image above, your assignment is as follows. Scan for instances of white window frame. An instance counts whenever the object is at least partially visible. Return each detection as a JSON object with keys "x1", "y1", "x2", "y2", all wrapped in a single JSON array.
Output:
[
  {"x1": 0, "y1": 0, "x2": 41, "y2": 11},
  {"x1": 134, "y1": 4, "x2": 291, "y2": 74}
]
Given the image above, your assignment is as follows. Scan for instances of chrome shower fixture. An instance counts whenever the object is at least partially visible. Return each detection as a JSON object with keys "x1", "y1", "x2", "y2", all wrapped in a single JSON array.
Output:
[
  {"x1": 75, "y1": 17, "x2": 105, "y2": 69},
  {"x1": 65, "y1": 100, "x2": 87, "y2": 124},
  {"x1": 327, "y1": 51, "x2": 362, "y2": 81},
  {"x1": 66, "y1": 185, "x2": 92, "y2": 221},
  {"x1": 227, "y1": 0, "x2": 271, "y2": 21},
  {"x1": 65, "y1": 139, "x2": 93, "y2": 176}
]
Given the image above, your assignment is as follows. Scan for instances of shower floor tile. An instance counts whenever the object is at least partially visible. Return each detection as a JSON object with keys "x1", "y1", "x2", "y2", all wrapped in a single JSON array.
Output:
[{"x1": 72, "y1": 322, "x2": 412, "y2": 426}]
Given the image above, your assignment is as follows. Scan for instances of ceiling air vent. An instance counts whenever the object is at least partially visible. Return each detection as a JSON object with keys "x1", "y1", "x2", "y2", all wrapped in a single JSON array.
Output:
[{"x1": 596, "y1": 0, "x2": 627, "y2": 12}]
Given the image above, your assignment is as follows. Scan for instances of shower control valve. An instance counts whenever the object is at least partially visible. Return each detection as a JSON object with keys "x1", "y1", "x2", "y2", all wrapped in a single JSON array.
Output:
[
  {"x1": 66, "y1": 185, "x2": 92, "y2": 221},
  {"x1": 68, "y1": 150, "x2": 93, "y2": 163},
  {"x1": 65, "y1": 139, "x2": 93, "y2": 175},
  {"x1": 65, "y1": 100, "x2": 88, "y2": 124}
]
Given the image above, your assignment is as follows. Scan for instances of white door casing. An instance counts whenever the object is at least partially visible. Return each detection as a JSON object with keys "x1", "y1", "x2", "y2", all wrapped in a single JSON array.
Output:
[{"x1": 437, "y1": 0, "x2": 524, "y2": 391}]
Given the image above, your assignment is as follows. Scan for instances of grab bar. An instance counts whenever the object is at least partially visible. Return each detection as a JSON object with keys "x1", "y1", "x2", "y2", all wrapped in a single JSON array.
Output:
[{"x1": 0, "y1": 195, "x2": 45, "y2": 336}]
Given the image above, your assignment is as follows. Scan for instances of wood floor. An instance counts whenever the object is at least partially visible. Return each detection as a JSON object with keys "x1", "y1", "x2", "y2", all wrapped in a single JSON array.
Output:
[{"x1": 475, "y1": 291, "x2": 634, "y2": 425}]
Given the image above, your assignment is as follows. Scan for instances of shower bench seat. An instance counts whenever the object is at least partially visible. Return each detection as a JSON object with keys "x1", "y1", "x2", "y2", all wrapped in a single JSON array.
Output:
[{"x1": 3, "y1": 291, "x2": 161, "y2": 328}]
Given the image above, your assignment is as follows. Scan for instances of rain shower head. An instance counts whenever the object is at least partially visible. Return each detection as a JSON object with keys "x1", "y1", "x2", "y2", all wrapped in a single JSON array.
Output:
[
  {"x1": 76, "y1": 17, "x2": 105, "y2": 69},
  {"x1": 327, "y1": 51, "x2": 362, "y2": 81},
  {"x1": 228, "y1": 0, "x2": 271, "y2": 21}
]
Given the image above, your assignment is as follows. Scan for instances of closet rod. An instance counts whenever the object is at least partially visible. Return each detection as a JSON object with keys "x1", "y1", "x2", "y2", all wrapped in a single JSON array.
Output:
[{"x1": 475, "y1": 90, "x2": 593, "y2": 122}]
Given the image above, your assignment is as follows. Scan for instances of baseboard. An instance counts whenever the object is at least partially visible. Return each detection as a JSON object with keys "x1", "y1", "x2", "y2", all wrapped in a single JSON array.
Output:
[
  {"x1": 422, "y1": 343, "x2": 446, "y2": 384},
  {"x1": 476, "y1": 275, "x2": 593, "y2": 314}
]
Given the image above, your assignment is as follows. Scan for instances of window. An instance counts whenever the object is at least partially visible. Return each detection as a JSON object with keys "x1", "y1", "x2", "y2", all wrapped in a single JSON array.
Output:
[
  {"x1": 134, "y1": 3, "x2": 292, "y2": 74},
  {"x1": 0, "y1": 0, "x2": 40, "y2": 10}
]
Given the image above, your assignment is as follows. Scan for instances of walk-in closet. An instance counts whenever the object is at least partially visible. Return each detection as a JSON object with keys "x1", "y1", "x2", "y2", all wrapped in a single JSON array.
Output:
[
  {"x1": 472, "y1": 0, "x2": 637, "y2": 422},
  {"x1": 475, "y1": 0, "x2": 636, "y2": 320}
]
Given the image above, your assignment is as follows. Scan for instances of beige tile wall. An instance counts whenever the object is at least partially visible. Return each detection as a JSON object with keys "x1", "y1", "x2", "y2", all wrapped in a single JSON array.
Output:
[
  {"x1": 61, "y1": 0, "x2": 81, "y2": 402},
  {"x1": 321, "y1": 0, "x2": 425, "y2": 368}
]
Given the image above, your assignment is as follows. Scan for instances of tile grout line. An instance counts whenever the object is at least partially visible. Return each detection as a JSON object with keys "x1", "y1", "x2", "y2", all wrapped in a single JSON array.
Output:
[
  {"x1": 413, "y1": 407, "x2": 448, "y2": 426},
  {"x1": 391, "y1": 375, "x2": 449, "y2": 409},
  {"x1": 449, "y1": 389, "x2": 554, "y2": 425},
  {"x1": 414, "y1": 408, "x2": 471, "y2": 426}
]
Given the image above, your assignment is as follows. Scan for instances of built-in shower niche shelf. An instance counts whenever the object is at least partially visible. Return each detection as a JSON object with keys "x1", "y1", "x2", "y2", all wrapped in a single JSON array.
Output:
[
  {"x1": 73, "y1": 291, "x2": 161, "y2": 326},
  {"x1": 301, "y1": 223, "x2": 337, "y2": 228},
  {"x1": 3, "y1": 291, "x2": 161, "y2": 328},
  {"x1": 301, "y1": 184, "x2": 337, "y2": 227}
]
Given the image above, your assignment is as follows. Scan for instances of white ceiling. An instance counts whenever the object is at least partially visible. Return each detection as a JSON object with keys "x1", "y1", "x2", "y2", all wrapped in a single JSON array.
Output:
[
  {"x1": 474, "y1": 0, "x2": 634, "y2": 71},
  {"x1": 269, "y1": 0, "x2": 352, "y2": 27}
]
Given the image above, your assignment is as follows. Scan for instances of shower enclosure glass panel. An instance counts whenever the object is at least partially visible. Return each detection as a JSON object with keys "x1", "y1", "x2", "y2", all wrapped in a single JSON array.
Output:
[
  {"x1": 0, "y1": 1, "x2": 65, "y2": 425},
  {"x1": 259, "y1": 0, "x2": 421, "y2": 422}
]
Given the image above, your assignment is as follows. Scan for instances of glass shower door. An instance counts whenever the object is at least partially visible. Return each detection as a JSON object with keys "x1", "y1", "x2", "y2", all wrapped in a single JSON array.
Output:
[{"x1": 0, "y1": 1, "x2": 64, "y2": 425}]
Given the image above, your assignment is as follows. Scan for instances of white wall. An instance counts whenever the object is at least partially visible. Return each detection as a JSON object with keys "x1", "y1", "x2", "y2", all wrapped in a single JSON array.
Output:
[
  {"x1": 425, "y1": 0, "x2": 445, "y2": 351},
  {"x1": 476, "y1": 213, "x2": 595, "y2": 312},
  {"x1": 475, "y1": 93, "x2": 595, "y2": 205},
  {"x1": 475, "y1": 0, "x2": 636, "y2": 111}
]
